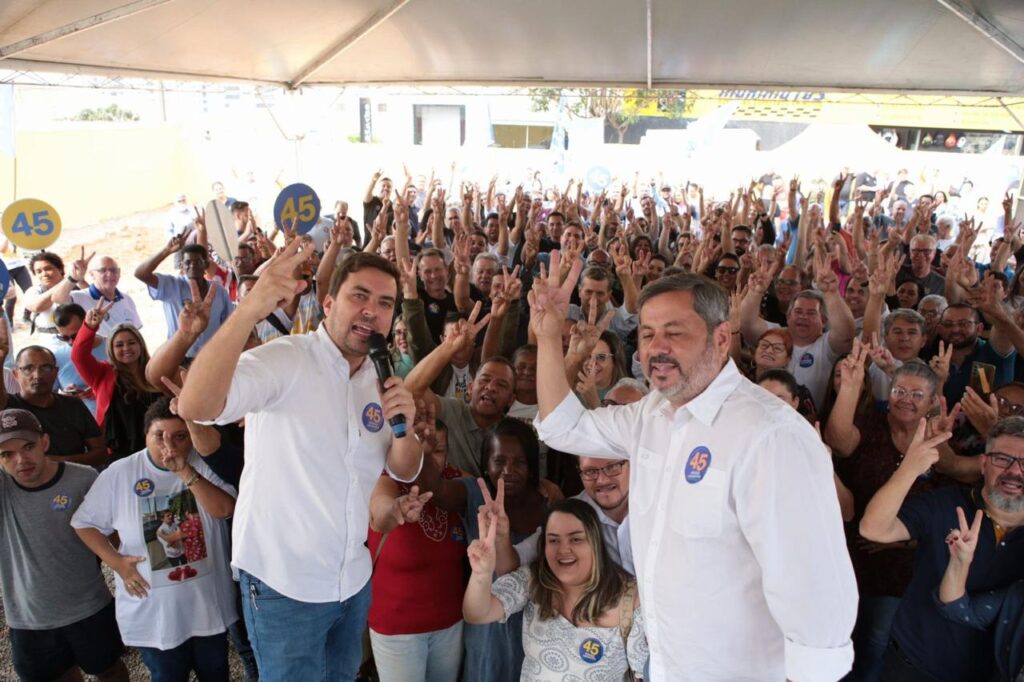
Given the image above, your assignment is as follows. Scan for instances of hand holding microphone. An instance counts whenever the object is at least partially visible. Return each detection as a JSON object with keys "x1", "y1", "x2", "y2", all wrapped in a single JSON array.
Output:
[{"x1": 368, "y1": 332, "x2": 412, "y2": 438}]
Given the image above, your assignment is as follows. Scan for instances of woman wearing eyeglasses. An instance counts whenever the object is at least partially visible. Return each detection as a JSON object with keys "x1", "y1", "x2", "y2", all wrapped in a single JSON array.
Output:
[
  {"x1": 748, "y1": 329, "x2": 817, "y2": 421},
  {"x1": 390, "y1": 317, "x2": 414, "y2": 379},
  {"x1": 464, "y1": 498, "x2": 648, "y2": 681},
  {"x1": 825, "y1": 347, "x2": 975, "y2": 681},
  {"x1": 574, "y1": 331, "x2": 628, "y2": 409}
]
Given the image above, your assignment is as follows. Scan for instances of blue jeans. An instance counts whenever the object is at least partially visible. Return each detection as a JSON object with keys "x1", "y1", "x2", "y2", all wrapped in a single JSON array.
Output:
[
  {"x1": 239, "y1": 571, "x2": 372, "y2": 682},
  {"x1": 137, "y1": 632, "x2": 229, "y2": 682},
  {"x1": 369, "y1": 620, "x2": 463, "y2": 682},
  {"x1": 851, "y1": 596, "x2": 901, "y2": 682}
]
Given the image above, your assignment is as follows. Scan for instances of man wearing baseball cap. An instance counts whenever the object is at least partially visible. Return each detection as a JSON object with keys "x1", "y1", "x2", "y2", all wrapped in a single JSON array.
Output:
[{"x1": 0, "y1": 408, "x2": 128, "y2": 681}]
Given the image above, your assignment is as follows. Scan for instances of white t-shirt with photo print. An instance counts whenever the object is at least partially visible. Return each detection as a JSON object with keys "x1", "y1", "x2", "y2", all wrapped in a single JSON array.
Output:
[{"x1": 71, "y1": 449, "x2": 238, "y2": 649}]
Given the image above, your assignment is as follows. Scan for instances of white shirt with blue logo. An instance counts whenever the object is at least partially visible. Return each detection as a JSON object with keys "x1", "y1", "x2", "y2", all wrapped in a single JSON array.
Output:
[
  {"x1": 536, "y1": 359, "x2": 857, "y2": 681},
  {"x1": 210, "y1": 325, "x2": 421, "y2": 604}
]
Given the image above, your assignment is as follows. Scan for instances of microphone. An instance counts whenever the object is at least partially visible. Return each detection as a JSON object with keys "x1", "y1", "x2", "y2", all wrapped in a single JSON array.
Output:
[{"x1": 368, "y1": 332, "x2": 407, "y2": 438}]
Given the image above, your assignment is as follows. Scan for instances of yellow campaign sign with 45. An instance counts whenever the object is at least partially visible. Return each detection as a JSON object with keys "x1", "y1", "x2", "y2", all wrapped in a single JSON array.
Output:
[{"x1": 2, "y1": 198, "x2": 61, "y2": 249}]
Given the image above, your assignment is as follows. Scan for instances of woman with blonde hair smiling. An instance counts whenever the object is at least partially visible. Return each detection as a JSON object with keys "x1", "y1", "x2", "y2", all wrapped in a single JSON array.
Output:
[
  {"x1": 72, "y1": 298, "x2": 160, "y2": 462},
  {"x1": 464, "y1": 498, "x2": 648, "y2": 680}
]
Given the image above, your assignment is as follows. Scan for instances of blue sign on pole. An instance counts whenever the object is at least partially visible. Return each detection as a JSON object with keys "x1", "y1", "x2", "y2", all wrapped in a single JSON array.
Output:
[
  {"x1": 273, "y1": 183, "x2": 321, "y2": 235},
  {"x1": 0, "y1": 260, "x2": 10, "y2": 300}
]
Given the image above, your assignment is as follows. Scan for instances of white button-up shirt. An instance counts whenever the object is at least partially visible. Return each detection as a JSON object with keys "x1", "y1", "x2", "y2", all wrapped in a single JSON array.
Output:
[
  {"x1": 536, "y1": 359, "x2": 857, "y2": 681},
  {"x1": 213, "y1": 325, "x2": 420, "y2": 603}
]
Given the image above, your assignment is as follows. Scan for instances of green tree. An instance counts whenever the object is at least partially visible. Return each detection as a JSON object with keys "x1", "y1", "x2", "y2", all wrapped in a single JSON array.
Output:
[
  {"x1": 528, "y1": 88, "x2": 688, "y2": 143},
  {"x1": 69, "y1": 104, "x2": 139, "y2": 122}
]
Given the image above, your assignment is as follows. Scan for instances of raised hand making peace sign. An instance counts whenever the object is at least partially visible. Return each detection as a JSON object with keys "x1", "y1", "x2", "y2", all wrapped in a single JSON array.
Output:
[
  {"x1": 84, "y1": 297, "x2": 115, "y2": 331},
  {"x1": 900, "y1": 417, "x2": 952, "y2": 478},
  {"x1": 178, "y1": 279, "x2": 218, "y2": 338},
  {"x1": 527, "y1": 250, "x2": 583, "y2": 340}
]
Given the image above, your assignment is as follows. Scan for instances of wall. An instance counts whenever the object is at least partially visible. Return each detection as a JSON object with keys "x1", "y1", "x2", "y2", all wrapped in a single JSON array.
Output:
[{"x1": 0, "y1": 124, "x2": 208, "y2": 229}]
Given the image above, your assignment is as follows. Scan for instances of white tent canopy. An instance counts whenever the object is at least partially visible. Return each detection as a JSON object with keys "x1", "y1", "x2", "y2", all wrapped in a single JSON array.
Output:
[{"x1": 0, "y1": 0, "x2": 1022, "y2": 93}]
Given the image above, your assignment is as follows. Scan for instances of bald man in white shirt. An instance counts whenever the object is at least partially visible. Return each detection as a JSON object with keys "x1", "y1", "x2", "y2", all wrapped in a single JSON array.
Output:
[{"x1": 530, "y1": 255, "x2": 858, "y2": 681}]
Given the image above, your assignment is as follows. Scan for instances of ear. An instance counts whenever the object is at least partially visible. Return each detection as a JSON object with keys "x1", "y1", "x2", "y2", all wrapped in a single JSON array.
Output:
[
  {"x1": 712, "y1": 321, "x2": 732, "y2": 360},
  {"x1": 39, "y1": 434, "x2": 50, "y2": 453}
]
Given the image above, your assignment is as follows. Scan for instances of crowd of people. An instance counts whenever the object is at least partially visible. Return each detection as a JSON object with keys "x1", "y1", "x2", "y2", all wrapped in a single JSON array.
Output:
[{"x1": 0, "y1": 165, "x2": 1022, "y2": 682}]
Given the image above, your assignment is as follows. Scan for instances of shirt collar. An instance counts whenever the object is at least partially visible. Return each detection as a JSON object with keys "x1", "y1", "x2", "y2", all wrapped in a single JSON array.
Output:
[
  {"x1": 655, "y1": 358, "x2": 743, "y2": 427},
  {"x1": 88, "y1": 283, "x2": 122, "y2": 302},
  {"x1": 314, "y1": 324, "x2": 371, "y2": 380}
]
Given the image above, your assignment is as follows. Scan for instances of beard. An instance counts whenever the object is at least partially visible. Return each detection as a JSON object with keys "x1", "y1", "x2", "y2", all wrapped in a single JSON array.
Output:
[
  {"x1": 987, "y1": 478, "x2": 1024, "y2": 513},
  {"x1": 645, "y1": 340, "x2": 722, "y2": 406}
]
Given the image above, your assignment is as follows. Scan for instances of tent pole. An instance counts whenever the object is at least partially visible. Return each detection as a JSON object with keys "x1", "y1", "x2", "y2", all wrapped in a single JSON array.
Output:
[
  {"x1": 288, "y1": 0, "x2": 413, "y2": 89},
  {"x1": 0, "y1": 0, "x2": 174, "y2": 60},
  {"x1": 933, "y1": 0, "x2": 1024, "y2": 66},
  {"x1": 646, "y1": 0, "x2": 653, "y2": 89}
]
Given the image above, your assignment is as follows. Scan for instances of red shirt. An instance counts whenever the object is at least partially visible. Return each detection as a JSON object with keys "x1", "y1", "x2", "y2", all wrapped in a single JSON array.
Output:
[
  {"x1": 367, "y1": 466, "x2": 467, "y2": 635},
  {"x1": 71, "y1": 323, "x2": 116, "y2": 428}
]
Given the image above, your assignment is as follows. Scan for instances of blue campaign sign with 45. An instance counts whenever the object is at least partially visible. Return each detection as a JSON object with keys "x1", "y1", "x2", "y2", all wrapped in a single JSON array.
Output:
[{"x1": 273, "y1": 183, "x2": 321, "y2": 235}]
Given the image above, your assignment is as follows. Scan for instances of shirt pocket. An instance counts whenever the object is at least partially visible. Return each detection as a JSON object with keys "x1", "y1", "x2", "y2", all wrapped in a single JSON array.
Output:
[
  {"x1": 669, "y1": 468, "x2": 726, "y2": 538},
  {"x1": 632, "y1": 447, "x2": 661, "y2": 516}
]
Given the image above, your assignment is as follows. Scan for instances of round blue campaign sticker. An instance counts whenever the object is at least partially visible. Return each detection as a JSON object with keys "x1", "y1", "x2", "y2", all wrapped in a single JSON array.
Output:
[
  {"x1": 273, "y1": 183, "x2": 321, "y2": 234},
  {"x1": 579, "y1": 637, "x2": 604, "y2": 663},
  {"x1": 450, "y1": 525, "x2": 465, "y2": 543},
  {"x1": 684, "y1": 446, "x2": 712, "y2": 484},
  {"x1": 134, "y1": 478, "x2": 154, "y2": 497},
  {"x1": 799, "y1": 352, "x2": 814, "y2": 368},
  {"x1": 362, "y1": 403, "x2": 384, "y2": 433},
  {"x1": 49, "y1": 493, "x2": 70, "y2": 511},
  {"x1": 585, "y1": 166, "x2": 612, "y2": 192}
]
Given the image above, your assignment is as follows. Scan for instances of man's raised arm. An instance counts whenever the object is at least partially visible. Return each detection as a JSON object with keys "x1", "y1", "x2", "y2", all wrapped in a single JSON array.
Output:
[
  {"x1": 178, "y1": 240, "x2": 311, "y2": 421},
  {"x1": 532, "y1": 252, "x2": 582, "y2": 419}
]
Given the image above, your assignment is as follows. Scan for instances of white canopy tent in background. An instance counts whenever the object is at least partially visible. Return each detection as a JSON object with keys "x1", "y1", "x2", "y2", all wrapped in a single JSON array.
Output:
[{"x1": 0, "y1": 0, "x2": 1021, "y2": 94}]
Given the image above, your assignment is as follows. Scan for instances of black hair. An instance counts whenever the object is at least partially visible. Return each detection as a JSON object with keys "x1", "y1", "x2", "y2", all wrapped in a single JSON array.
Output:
[
  {"x1": 480, "y1": 417, "x2": 540, "y2": 488},
  {"x1": 758, "y1": 369, "x2": 801, "y2": 401},
  {"x1": 53, "y1": 303, "x2": 86, "y2": 328},
  {"x1": 181, "y1": 244, "x2": 209, "y2": 261},
  {"x1": 143, "y1": 396, "x2": 183, "y2": 435},
  {"x1": 327, "y1": 251, "x2": 400, "y2": 298},
  {"x1": 29, "y1": 251, "x2": 64, "y2": 275}
]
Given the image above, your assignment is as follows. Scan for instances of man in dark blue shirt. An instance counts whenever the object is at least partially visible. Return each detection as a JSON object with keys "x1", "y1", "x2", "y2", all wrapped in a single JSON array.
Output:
[
  {"x1": 859, "y1": 416, "x2": 1024, "y2": 682},
  {"x1": 936, "y1": 467, "x2": 1023, "y2": 682},
  {"x1": 940, "y1": 302, "x2": 1016, "y2": 407}
]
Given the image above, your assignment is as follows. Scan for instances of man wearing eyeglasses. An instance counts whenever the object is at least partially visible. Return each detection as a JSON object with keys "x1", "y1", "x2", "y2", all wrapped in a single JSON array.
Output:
[
  {"x1": 897, "y1": 234, "x2": 945, "y2": 297},
  {"x1": 861, "y1": 416, "x2": 1024, "y2": 682},
  {"x1": 69, "y1": 256, "x2": 142, "y2": 337},
  {"x1": 502, "y1": 376, "x2": 649, "y2": 577},
  {"x1": 0, "y1": 346, "x2": 106, "y2": 466},
  {"x1": 938, "y1": 302, "x2": 1016, "y2": 407}
]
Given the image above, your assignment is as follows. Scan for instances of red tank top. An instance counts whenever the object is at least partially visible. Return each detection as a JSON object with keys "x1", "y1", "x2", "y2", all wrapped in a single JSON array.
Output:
[{"x1": 367, "y1": 466, "x2": 467, "y2": 634}]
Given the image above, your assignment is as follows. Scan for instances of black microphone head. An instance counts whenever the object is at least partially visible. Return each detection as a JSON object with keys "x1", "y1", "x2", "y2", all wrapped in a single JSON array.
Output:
[{"x1": 367, "y1": 332, "x2": 389, "y2": 358}]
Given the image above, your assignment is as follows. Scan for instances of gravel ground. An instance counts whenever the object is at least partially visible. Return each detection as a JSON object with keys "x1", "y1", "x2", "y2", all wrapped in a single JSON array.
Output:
[{"x1": 0, "y1": 565, "x2": 248, "y2": 681}]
